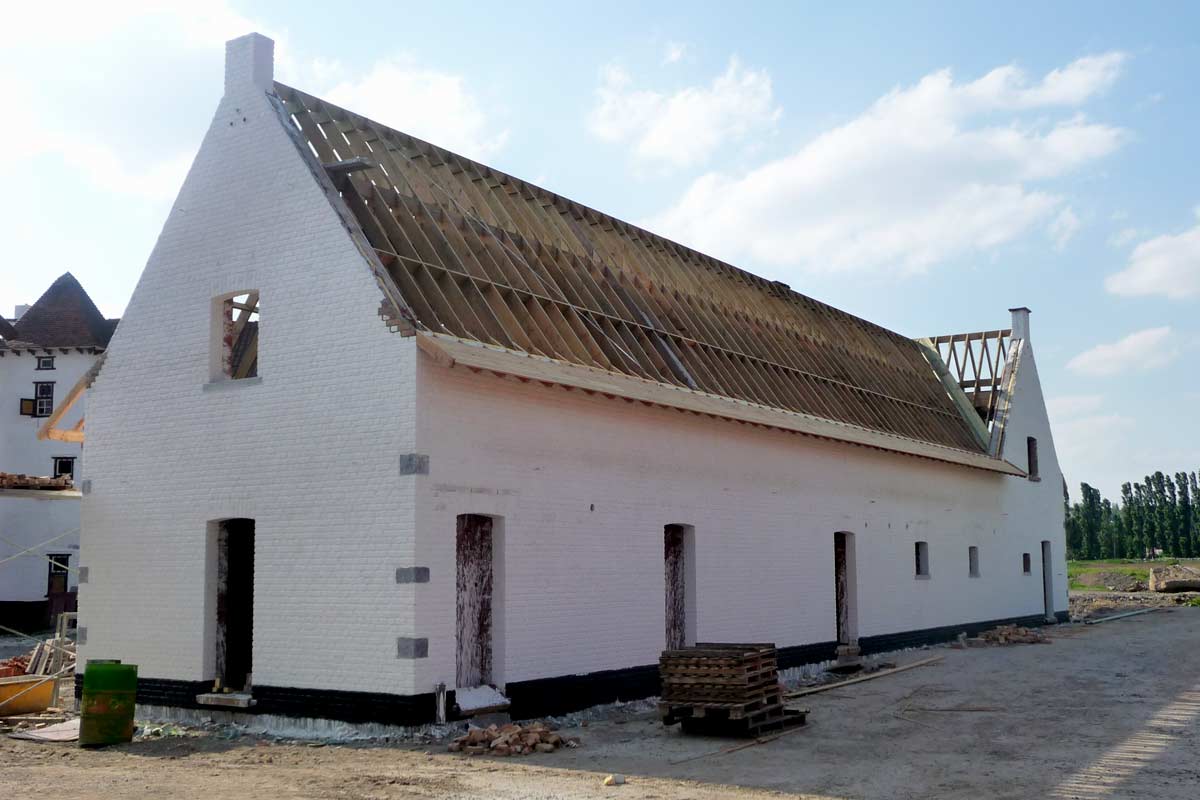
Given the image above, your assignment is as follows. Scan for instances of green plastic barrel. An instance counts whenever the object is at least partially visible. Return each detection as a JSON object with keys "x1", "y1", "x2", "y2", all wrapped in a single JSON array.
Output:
[{"x1": 79, "y1": 659, "x2": 138, "y2": 747}]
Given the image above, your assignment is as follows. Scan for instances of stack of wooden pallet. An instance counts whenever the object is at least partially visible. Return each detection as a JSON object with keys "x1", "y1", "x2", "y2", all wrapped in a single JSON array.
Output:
[
  {"x1": 659, "y1": 642, "x2": 805, "y2": 737},
  {"x1": 0, "y1": 472, "x2": 73, "y2": 490}
]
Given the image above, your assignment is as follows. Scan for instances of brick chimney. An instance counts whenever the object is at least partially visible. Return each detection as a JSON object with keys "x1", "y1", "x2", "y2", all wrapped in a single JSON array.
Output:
[
  {"x1": 1009, "y1": 307, "x2": 1031, "y2": 342},
  {"x1": 224, "y1": 33, "x2": 274, "y2": 96}
]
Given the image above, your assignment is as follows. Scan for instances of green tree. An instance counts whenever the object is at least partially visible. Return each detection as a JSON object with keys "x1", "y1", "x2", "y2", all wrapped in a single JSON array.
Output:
[
  {"x1": 1080, "y1": 483, "x2": 1103, "y2": 560},
  {"x1": 1120, "y1": 482, "x2": 1140, "y2": 558}
]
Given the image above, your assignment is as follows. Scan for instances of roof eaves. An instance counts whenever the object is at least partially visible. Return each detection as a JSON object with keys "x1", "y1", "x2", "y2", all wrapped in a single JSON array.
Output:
[{"x1": 418, "y1": 333, "x2": 1027, "y2": 477}]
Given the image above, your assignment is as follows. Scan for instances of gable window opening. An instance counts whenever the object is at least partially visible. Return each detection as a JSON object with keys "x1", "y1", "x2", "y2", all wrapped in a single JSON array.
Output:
[
  {"x1": 915, "y1": 541, "x2": 930, "y2": 578},
  {"x1": 53, "y1": 457, "x2": 77, "y2": 481},
  {"x1": 1026, "y1": 437, "x2": 1039, "y2": 481},
  {"x1": 36, "y1": 355, "x2": 55, "y2": 370},
  {"x1": 968, "y1": 546, "x2": 980, "y2": 578},
  {"x1": 219, "y1": 291, "x2": 259, "y2": 381},
  {"x1": 1022, "y1": 553, "x2": 1032, "y2": 575}
]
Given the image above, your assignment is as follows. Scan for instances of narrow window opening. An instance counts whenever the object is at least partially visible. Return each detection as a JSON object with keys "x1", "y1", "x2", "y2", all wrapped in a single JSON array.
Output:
[
  {"x1": 915, "y1": 541, "x2": 930, "y2": 578},
  {"x1": 217, "y1": 291, "x2": 259, "y2": 380},
  {"x1": 36, "y1": 355, "x2": 55, "y2": 370},
  {"x1": 456, "y1": 514, "x2": 494, "y2": 688},
  {"x1": 1041, "y1": 541, "x2": 1054, "y2": 622},
  {"x1": 214, "y1": 518, "x2": 255, "y2": 692},
  {"x1": 1026, "y1": 437, "x2": 1039, "y2": 481},
  {"x1": 52, "y1": 457, "x2": 76, "y2": 480},
  {"x1": 834, "y1": 532, "x2": 858, "y2": 645},
  {"x1": 1022, "y1": 552, "x2": 1032, "y2": 575},
  {"x1": 968, "y1": 546, "x2": 980, "y2": 578},
  {"x1": 664, "y1": 524, "x2": 696, "y2": 649}
]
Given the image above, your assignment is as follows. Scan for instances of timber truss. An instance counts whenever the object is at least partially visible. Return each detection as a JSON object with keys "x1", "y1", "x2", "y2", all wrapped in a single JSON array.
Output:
[
  {"x1": 275, "y1": 83, "x2": 993, "y2": 456},
  {"x1": 925, "y1": 329, "x2": 1013, "y2": 431}
]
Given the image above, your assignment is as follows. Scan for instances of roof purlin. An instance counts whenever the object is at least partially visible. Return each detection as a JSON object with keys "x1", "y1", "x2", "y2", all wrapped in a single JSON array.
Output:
[{"x1": 275, "y1": 82, "x2": 1010, "y2": 464}]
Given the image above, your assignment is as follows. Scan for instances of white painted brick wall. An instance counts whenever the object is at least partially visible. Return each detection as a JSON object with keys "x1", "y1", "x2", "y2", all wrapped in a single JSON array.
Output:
[
  {"x1": 0, "y1": 351, "x2": 93, "y2": 602},
  {"x1": 411, "y1": 335, "x2": 1066, "y2": 692},
  {"x1": 78, "y1": 33, "x2": 1067, "y2": 705},
  {"x1": 79, "y1": 34, "x2": 420, "y2": 695}
]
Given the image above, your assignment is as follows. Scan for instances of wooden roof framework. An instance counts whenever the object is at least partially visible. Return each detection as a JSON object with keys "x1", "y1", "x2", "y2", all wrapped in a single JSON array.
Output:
[
  {"x1": 927, "y1": 330, "x2": 1012, "y2": 429},
  {"x1": 277, "y1": 84, "x2": 990, "y2": 456}
]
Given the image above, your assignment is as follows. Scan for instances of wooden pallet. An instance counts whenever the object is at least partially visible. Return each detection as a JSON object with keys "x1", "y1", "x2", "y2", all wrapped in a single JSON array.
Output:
[
  {"x1": 677, "y1": 706, "x2": 808, "y2": 738},
  {"x1": 660, "y1": 661, "x2": 777, "y2": 684},
  {"x1": 661, "y1": 681, "x2": 782, "y2": 703},
  {"x1": 660, "y1": 641, "x2": 795, "y2": 737}
]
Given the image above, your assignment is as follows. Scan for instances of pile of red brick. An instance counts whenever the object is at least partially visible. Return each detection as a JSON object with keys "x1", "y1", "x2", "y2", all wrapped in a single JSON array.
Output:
[
  {"x1": 447, "y1": 722, "x2": 581, "y2": 756},
  {"x1": 0, "y1": 654, "x2": 31, "y2": 678}
]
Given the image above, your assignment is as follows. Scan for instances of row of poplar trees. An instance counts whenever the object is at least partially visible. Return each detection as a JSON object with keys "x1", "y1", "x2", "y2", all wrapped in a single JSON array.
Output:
[{"x1": 1065, "y1": 471, "x2": 1200, "y2": 560}]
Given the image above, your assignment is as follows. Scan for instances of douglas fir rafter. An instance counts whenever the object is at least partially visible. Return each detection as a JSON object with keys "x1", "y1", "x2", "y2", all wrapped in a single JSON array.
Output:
[{"x1": 276, "y1": 83, "x2": 1021, "y2": 469}]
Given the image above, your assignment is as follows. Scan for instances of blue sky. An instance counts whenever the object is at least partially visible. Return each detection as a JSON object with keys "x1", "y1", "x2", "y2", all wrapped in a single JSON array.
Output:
[{"x1": 2, "y1": 1, "x2": 1198, "y2": 499}]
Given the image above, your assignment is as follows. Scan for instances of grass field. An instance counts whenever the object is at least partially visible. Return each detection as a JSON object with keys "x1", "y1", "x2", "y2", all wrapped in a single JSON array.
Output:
[{"x1": 1068, "y1": 558, "x2": 1200, "y2": 590}]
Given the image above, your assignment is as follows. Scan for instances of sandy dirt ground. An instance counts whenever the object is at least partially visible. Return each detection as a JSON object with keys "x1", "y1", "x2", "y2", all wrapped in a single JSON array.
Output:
[{"x1": 4, "y1": 609, "x2": 1199, "y2": 800}]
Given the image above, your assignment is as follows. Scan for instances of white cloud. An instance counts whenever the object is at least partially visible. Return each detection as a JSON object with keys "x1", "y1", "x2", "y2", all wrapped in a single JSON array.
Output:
[
  {"x1": 663, "y1": 41, "x2": 688, "y2": 65},
  {"x1": 0, "y1": 0, "x2": 282, "y2": 201},
  {"x1": 1105, "y1": 212, "x2": 1200, "y2": 299},
  {"x1": 321, "y1": 58, "x2": 507, "y2": 161},
  {"x1": 645, "y1": 53, "x2": 1127, "y2": 275},
  {"x1": 588, "y1": 58, "x2": 780, "y2": 169},
  {"x1": 1049, "y1": 207, "x2": 1081, "y2": 249},
  {"x1": 1, "y1": 3, "x2": 506, "y2": 196},
  {"x1": 1066, "y1": 327, "x2": 1178, "y2": 377}
]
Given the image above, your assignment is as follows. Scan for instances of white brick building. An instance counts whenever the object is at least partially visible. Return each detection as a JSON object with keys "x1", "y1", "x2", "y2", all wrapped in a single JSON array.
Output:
[
  {"x1": 75, "y1": 34, "x2": 1066, "y2": 724},
  {"x1": 0, "y1": 274, "x2": 114, "y2": 630}
]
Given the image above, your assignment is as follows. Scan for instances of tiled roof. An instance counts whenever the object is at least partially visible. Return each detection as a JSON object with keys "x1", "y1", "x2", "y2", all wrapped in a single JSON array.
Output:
[
  {"x1": 275, "y1": 84, "x2": 992, "y2": 458},
  {"x1": 9, "y1": 273, "x2": 116, "y2": 349}
]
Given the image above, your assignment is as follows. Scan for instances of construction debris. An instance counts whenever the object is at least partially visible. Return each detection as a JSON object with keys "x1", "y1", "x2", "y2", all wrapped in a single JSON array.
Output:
[
  {"x1": 0, "y1": 472, "x2": 73, "y2": 490},
  {"x1": 0, "y1": 655, "x2": 29, "y2": 679},
  {"x1": 8, "y1": 717, "x2": 79, "y2": 742},
  {"x1": 659, "y1": 643, "x2": 806, "y2": 737},
  {"x1": 446, "y1": 721, "x2": 579, "y2": 756},
  {"x1": 602, "y1": 774, "x2": 626, "y2": 786},
  {"x1": 1149, "y1": 565, "x2": 1200, "y2": 593},
  {"x1": 977, "y1": 625, "x2": 1049, "y2": 645},
  {"x1": 2, "y1": 638, "x2": 76, "y2": 677}
]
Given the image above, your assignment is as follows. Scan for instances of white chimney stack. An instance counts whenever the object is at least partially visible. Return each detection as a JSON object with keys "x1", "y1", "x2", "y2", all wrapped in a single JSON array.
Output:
[
  {"x1": 1009, "y1": 306, "x2": 1031, "y2": 342},
  {"x1": 225, "y1": 32, "x2": 274, "y2": 95}
]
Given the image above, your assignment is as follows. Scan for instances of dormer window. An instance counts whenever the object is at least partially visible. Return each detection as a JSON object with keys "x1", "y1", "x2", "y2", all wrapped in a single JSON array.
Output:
[{"x1": 36, "y1": 355, "x2": 55, "y2": 370}]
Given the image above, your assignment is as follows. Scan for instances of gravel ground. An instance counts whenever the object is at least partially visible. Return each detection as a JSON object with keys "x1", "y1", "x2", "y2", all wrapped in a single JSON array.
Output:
[{"x1": 4, "y1": 610, "x2": 1199, "y2": 799}]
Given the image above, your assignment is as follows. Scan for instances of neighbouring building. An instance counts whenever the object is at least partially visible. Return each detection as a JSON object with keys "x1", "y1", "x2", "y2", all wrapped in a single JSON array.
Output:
[
  {"x1": 0, "y1": 273, "x2": 115, "y2": 630},
  {"x1": 71, "y1": 34, "x2": 1066, "y2": 726}
]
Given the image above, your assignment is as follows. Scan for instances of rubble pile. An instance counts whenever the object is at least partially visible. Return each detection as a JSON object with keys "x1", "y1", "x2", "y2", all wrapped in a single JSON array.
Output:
[
  {"x1": 0, "y1": 638, "x2": 75, "y2": 679},
  {"x1": 0, "y1": 654, "x2": 31, "y2": 679},
  {"x1": 979, "y1": 625, "x2": 1048, "y2": 645},
  {"x1": 447, "y1": 721, "x2": 580, "y2": 756},
  {"x1": 1149, "y1": 565, "x2": 1200, "y2": 593}
]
